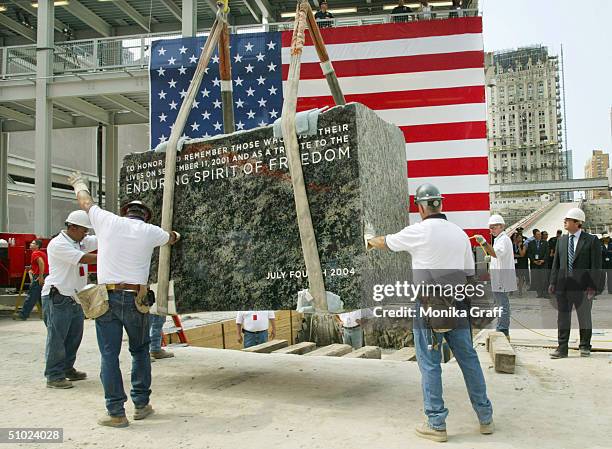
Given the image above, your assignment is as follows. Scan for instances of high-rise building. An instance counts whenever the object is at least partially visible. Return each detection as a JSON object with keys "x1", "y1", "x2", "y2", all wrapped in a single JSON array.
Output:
[
  {"x1": 485, "y1": 46, "x2": 568, "y2": 199},
  {"x1": 584, "y1": 149, "x2": 610, "y2": 200}
]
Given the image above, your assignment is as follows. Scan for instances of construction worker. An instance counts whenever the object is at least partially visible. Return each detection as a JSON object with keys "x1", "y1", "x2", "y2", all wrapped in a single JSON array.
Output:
[
  {"x1": 236, "y1": 311, "x2": 276, "y2": 348},
  {"x1": 335, "y1": 309, "x2": 363, "y2": 349},
  {"x1": 366, "y1": 183, "x2": 493, "y2": 443},
  {"x1": 474, "y1": 215, "x2": 517, "y2": 337},
  {"x1": 41, "y1": 211, "x2": 97, "y2": 389},
  {"x1": 549, "y1": 208, "x2": 602, "y2": 359},
  {"x1": 68, "y1": 172, "x2": 180, "y2": 428},
  {"x1": 17, "y1": 239, "x2": 49, "y2": 320}
]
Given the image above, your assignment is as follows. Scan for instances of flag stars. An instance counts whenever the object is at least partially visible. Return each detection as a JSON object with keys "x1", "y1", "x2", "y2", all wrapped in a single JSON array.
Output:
[
  {"x1": 189, "y1": 54, "x2": 198, "y2": 64},
  {"x1": 234, "y1": 54, "x2": 243, "y2": 63},
  {"x1": 213, "y1": 99, "x2": 222, "y2": 108},
  {"x1": 269, "y1": 109, "x2": 278, "y2": 118},
  {"x1": 179, "y1": 89, "x2": 187, "y2": 98},
  {"x1": 268, "y1": 85, "x2": 278, "y2": 95},
  {"x1": 212, "y1": 77, "x2": 221, "y2": 87},
  {"x1": 179, "y1": 46, "x2": 188, "y2": 54},
  {"x1": 255, "y1": 52, "x2": 265, "y2": 62},
  {"x1": 267, "y1": 62, "x2": 277, "y2": 72},
  {"x1": 201, "y1": 88, "x2": 210, "y2": 97},
  {"x1": 157, "y1": 67, "x2": 166, "y2": 77},
  {"x1": 158, "y1": 90, "x2": 167, "y2": 99},
  {"x1": 159, "y1": 134, "x2": 167, "y2": 143},
  {"x1": 245, "y1": 64, "x2": 254, "y2": 73},
  {"x1": 244, "y1": 42, "x2": 254, "y2": 52},
  {"x1": 191, "y1": 122, "x2": 200, "y2": 131},
  {"x1": 168, "y1": 79, "x2": 177, "y2": 88},
  {"x1": 247, "y1": 109, "x2": 256, "y2": 119},
  {"x1": 258, "y1": 120, "x2": 267, "y2": 127},
  {"x1": 212, "y1": 55, "x2": 220, "y2": 63},
  {"x1": 159, "y1": 113, "x2": 167, "y2": 122},
  {"x1": 178, "y1": 65, "x2": 187, "y2": 75},
  {"x1": 256, "y1": 75, "x2": 266, "y2": 85},
  {"x1": 236, "y1": 121, "x2": 245, "y2": 130},
  {"x1": 169, "y1": 100, "x2": 178, "y2": 110},
  {"x1": 168, "y1": 57, "x2": 176, "y2": 65},
  {"x1": 234, "y1": 76, "x2": 243, "y2": 86},
  {"x1": 201, "y1": 110, "x2": 211, "y2": 120},
  {"x1": 246, "y1": 87, "x2": 255, "y2": 96},
  {"x1": 192, "y1": 100, "x2": 200, "y2": 109},
  {"x1": 267, "y1": 40, "x2": 276, "y2": 50},
  {"x1": 158, "y1": 47, "x2": 166, "y2": 56},
  {"x1": 235, "y1": 98, "x2": 245, "y2": 108},
  {"x1": 213, "y1": 121, "x2": 222, "y2": 130},
  {"x1": 258, "y1": 98, "x2": 267, "y2": 107}
]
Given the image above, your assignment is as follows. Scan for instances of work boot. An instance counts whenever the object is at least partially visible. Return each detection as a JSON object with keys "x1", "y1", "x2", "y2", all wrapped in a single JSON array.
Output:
[
  {"x1": 550, "y1": 349, "x2": 568, "y2": 359},
  {"x1": 46, "y1": 379, "x2": 73, "y2": 389},
  {"x1": 13, "y1": 315, "x2": 27, "y2": 321},
  {"x1": 580, "y1": 348, "x2": 591, "y2": 357},
  {"x1": 480, "y1": 421, "x2": 495, "y2": 434},
  {"x1": 65, "y1": 368, "x2": 87, "y2": 381},
  {"x1": 98, "y1": 415, "x2": 129, "y2": 428},
  {"x1": 133, "y1": 404, "x2": 154, "y2": 420},
  {"x1": 415, "y1": 422, "x2": 447, "y2": 443},
  {"x1": 150, "y1": 349, "x2": 174, "y2": 359}
]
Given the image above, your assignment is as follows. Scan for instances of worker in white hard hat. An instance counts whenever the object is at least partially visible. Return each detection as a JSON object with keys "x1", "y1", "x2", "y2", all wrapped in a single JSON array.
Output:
[
  {"x1": 366, "y1": 183, "x2": 493, "y2": 443},
  {"x1": 474, "y1": 215, "x2": 517, "y2": 337},
  {"x1": 41, "y1": 210, "x2": 98, "y2": 389},
  {"x1": 68, "y1": 172, "x2": 180, "y2": 428},
  {"x1": 549, "y1": 207, "x2": 602, "y2": 359}
]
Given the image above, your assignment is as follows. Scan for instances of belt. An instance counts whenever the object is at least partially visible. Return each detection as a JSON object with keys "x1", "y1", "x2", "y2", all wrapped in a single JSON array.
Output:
[
  {"x1": 106, "y1": 283, "x2": 140, "y2": 292},
  {"x1": 242, "y1": 329, "x2": 267, "y2": 334},
  {"x1": 343, "y1": 325, "x2": 360, "y2": 330}
]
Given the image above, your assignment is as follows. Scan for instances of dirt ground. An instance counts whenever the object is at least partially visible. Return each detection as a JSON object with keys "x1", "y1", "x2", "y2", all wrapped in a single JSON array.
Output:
[{"x1": 1, "y1": 313, "x2": 612, "y2": 449}]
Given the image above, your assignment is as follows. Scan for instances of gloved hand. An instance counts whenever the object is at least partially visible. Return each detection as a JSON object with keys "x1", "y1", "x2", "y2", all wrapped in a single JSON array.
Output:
[
  {"x1": 67, "y1": 172, "x2": 90, "y2": 197},
  {"x1": 474, "y1": 234, "x2": 487, "y2": 245},
  {"x1": 364, "y1": 222, "x2": 375, "y2": 251},
  {"x1": 171, "y1": 231, "x2": 181, "y2": 244}
]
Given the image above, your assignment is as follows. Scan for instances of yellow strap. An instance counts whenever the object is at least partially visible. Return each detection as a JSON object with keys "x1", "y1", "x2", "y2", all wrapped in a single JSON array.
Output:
[{"x1": 220, "y1": 0, "x2": 229, "y2": 14}]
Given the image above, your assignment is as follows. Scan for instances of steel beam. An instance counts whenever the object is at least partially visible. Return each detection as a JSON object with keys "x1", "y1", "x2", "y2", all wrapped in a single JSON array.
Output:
[
  {"x1": 105, "y1": 114, "x2": 119, "y2": 213},
  {"x1": 114, "y1": 0, "x2": 150, "y2": 32},
  {"x1": 8, "y1": 0, "x2": 70, "y2": 34},
  {"x1": 11, "y1": 100, "x2": 74, "y2": 125},
  {"x1": 253, "y1": 0, "x2": 274, "y2": 20},
  {"x1": 242, "y1": 0, "x2": 261, "y2": 22},
  {"x1": 0, "y1": 105, "x2": 35, "y2": 127},
  {"x1": 159, "y1": 0, "x2": 182, "y2": 21},
  {"x1": 0, "y1": 14, "x2": 36, "y2": 42},
  {"x1": 101, "y1": 94, "x2": 148, "y2": 119},
  {"x1": 63, "y1": 0, "x2": 112, "y2": 37},
  {"x1": 182, "y1": 0, "x2": 198, "y2": 37},
  {"x1": 54, "y1": 98, "x2": 110, "y2": 124},
  {"x1": 0, "y1": 113, "x2": 146, "y2": 132},
  {"x1": 0, "y1": 122, "x2": 7, "y2": 231},
  {"x1": 34, "y1": 0, "x2": 54, "y2": 236},
  {"x1": 490, "y1": 178, "x2": 611, "y2": 193},
  {"x1": 48, "y1": 71, "x2": 149, "y2": 98}
]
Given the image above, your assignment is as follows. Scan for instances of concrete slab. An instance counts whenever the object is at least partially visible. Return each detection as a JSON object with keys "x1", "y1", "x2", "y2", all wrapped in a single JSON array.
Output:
[
  {"x1": 383, "y1": 347, "x2": 416, "y2": 361},
  {"x1": 305, "y1": 343, "x2": 353, "y2": 357},
  {"x1": 272, "y1": 342, "x2": 316, "y2": 355},
  {"x1": 2, "y1": 317, "x2": 611, "y2": 449},
  {"x1": 343, "y1": 346, "x2": 381, "y2": 359},
  {"x1": 242, "y1": 339, "x2": 288, "y2": 353}
]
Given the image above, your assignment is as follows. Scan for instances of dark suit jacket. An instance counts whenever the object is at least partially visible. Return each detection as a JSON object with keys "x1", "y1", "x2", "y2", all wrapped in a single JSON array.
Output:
[
  {"x1": 527, "y1": 239, "x2": 548, "y2": 269},
  {"x1": 549, "y1": 231, "x2": 602, "y2": 293}
]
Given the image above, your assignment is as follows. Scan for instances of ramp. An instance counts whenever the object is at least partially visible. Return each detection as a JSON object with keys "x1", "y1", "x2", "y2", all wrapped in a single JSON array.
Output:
[{"x1": 525, "y1": 201, "x2": 578, "y2": 235}]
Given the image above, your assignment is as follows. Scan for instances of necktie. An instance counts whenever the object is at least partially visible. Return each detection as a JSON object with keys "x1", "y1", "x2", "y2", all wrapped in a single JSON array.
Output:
[{"x1": 568, "y1": 235, "x2": 575, "y2": 273}]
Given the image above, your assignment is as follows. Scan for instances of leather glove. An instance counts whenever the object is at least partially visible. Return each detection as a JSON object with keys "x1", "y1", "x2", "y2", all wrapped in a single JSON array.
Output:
[
  {"x1": 474, "y1": 234, "x2": 486, "y2": 245},
  {"x1": 68, "y1": 172, "x2": 90, "y2": 197},
  {"x1": 172, "y1": 231, "x2": 181, "y2": 243},
  {"x1": 364, "y1": 222, "x2": 375, "y2": 251}
]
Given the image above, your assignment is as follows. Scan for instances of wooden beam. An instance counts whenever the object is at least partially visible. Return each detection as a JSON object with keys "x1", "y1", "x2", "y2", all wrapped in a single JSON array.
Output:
[
  {"x1": 113, "y1": 0, "x2": 150, "y2": 32},
  {"x1": 159, "y1": 0, "x2": 182, "y2": 21},
  {"x1": 305, "y1": 344, "x2": 353, "y2": 357},
  {"x1": 62, "y1": 0, "x2": 112, "y2": 37},
  {"x1": 102, "y1": 94, "x2": 148, "y2": 119},
  {"x1": 0, "y1": 14, "x2": 35, "y2": 42},
  {"x1": 272, "y1": 342, "x2": 316, "y2": 354},
  {"x1": 54, "y1": 98, "x2": 109, "y2": 125}
]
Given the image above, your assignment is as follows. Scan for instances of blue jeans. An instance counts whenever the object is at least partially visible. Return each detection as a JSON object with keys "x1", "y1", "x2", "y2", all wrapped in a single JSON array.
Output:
[
  {"x1": 20, "y1": 277, "x2": 43, "y2": 319},
  {"x1": 243, "y1": 330, "x2": 268, "y2": 348},
  {"x1": 342, "y1": 326, "x2": 363, "y2": 349},
  {"x1": 413, "y1": 306, "x2": 493, "y2": 430},
  {"x1": 149, "y1": 314, "x2": 166, "y2": 352},
  {"x1": 42, "y1": 293, "x2": 84, "y2": 381},
  {"x1": 95, "y1": 291, "x2": 151, "y2": 417},
  {"x1": 493, "y1": 292, "x2": 510, "y2": 336}
]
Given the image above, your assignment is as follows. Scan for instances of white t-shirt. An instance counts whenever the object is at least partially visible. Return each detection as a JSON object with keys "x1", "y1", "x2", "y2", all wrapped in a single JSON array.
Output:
[
  {"x1": 385, "y1": 216, "x2": 475, "y2": 273},
  {"x1": 236, "y1": 311, "x2": 275, "y2": 332},
  {"x1": 42, "y1": 232, "x2": 98, "y2": 297},
  {"x1": 339, "y1": 309, "x2": 362, "y2": 328},
  {"x1": 88, "y1": 205, "x2": 170, "y2": 284},
  {"x1": 490, "y1": 231, "x2": 518, "y2": 292}
]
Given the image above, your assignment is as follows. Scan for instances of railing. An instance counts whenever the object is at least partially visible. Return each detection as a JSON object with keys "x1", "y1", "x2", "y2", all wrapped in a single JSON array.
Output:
[{"x1": 0, "y1": 9, "x2": 478, "y2": 80}]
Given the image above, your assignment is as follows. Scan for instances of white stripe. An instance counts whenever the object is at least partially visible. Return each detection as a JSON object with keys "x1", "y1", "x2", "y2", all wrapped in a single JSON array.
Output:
[
  {"x1": 287, "y1": 68, "x2": 485, "y2": 97},
  {"x1": 409, "y1": 211, "x2": 490, "y2": 229},
  {"x1": 281, "y1": 34, "x2": 483, "y2": 63},
  {"x1": 408, "y1": 174, "x2": 488, "y2": 194},
  {"x1": 406, "y1": 139, "x2": 488, "y2": 161},
  {"x1": 376, "y1": 103, "x2": 485, "y2": 127}
]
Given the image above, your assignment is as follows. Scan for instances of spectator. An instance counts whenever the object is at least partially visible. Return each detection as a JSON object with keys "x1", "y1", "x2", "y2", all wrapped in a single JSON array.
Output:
[
  {"x1": 314, "y1": 1, "x2": 334, "y2": 28},
  {"x1": 17, "y1": 239, "x2": 49, "y2": 320},
  {"x1": 236, "y1": 311, "x2": 276, "y2": 348},
  {"x1": 527, "y1": 230, "x2": 548, "y2": 298},
  {"x1": 335, "y1": 309, "x2": 363, "y2": 349},
  {"x1": 418, "y1": 1, "x2": 433, "y2": 20},
  {"x1": 391, "y1": 0, "x2": 412, "y2": 23},
  {"x1": 512, "y1": 232, "x2": 528, "y2": 296},
  {"x1": 601, "y1": 232, "x2": 612, "y2": 294},
  {"x1": 449, "y1": 0, "x2": 464, "y2": 18},
  {"x1": 548, "y1": 230, "x2": 563, "y2": 269}
]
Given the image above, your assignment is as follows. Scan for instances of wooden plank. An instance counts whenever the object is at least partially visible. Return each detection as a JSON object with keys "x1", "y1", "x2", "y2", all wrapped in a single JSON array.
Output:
[
  {"x1": 305, "y1": 344, "x2": 353, "y2": 357},
  {"x1": 222, "y1": 319, "x2": 244, "y2": 350},
  {"x1": 181, "y1": 323, "x2": 224, "y2": 348},
  {"x1": 487, "y1": 331, "x2": 516, "y2": 374},
  {"x1": 343, "y1": 346, "x2": 381, "y2": 359},
  {"x1": 242, "y1": 339, "x2": 289, "y2": 353},
  {"x1": 384, "y1": 347, "x2": 417, "y2": 361},
  {"x1": 272, "y1": 342, "x2": 316, "y2": 355}
]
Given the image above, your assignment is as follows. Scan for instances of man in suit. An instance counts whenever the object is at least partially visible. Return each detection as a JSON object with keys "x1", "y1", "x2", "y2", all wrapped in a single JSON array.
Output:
[
  {"x1": 527, "y1": 229, "x2": 548, "y2": 297},
  {"x1": 549, "y1": 208, "x2": 602, "y2": 359}
]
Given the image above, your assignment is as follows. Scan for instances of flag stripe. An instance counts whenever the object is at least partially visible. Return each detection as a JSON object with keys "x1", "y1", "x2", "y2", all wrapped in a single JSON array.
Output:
[
  {"x1": 286, "y1": 68, "x2": 485, "y2": 97},
  {"x1": 377, "y1": 103, "x2": 486, "y2": 127},
  {"x1": 401, "y1": 121, "x2": 487, "y2": 143},
  {"x1": 408, "y1": 156, "x2": 488, "y2": 178},
  {"x1": 283, "y1": 51, "x2": 484, "y2": 80},
  {"x1": 409, "y1": 210, "x2": 490, "y2": 229},
  {"x1": 280, "y1": 17, "x2": 483, "y2": 47},
  {"x1": 406, "y1": 139, "x2": 488, "y2": 161},
  {"x1": 408, "y1": 174, "x2": 488, "y2": 194},
  {"x1": 296, "y1": 85, "x2": 485, "y2": 111},
  {"x1": 282, "y1": 33, "x2": 483, "y2": 64},
  {"x1": 409, "y1": 192, "x2": 490, "y2": 213}
]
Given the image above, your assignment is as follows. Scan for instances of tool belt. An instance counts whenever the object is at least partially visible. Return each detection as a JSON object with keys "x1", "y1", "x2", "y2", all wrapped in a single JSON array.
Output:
[
  {"x1": 106, "y1": 283, "x2": 140, "y2": 292},
  {"x1": 420, "y1": 294, "x2": 458, "y2": 333},
  {"x1": 76, "y1": 284, "x2": 109, "y2": 319}
]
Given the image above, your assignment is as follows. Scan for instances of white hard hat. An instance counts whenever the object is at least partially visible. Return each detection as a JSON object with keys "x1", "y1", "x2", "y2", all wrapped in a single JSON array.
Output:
[
  {"x1": 0, "y1": 239, "x2": 8, "y2": 249},
  {"x1": 564, "y1": 208, "x2": 585, "y2": 222},
  {"x1": 66, "y1": 210, "x2": 92, "y2": 229},
  {"x1": 488, "y1": 214, "x2": 505, "y2": 226}
]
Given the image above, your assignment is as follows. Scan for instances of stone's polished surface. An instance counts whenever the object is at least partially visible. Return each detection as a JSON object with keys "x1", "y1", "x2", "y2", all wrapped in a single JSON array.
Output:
[{"x1": 119, "y1": 103, "x2": 409, "y2": 313}]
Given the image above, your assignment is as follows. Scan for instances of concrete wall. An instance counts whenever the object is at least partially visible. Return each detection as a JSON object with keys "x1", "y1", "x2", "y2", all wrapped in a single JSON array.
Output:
[{"x1": 582, "y1": 199, "x2": 612, "y2": 234}]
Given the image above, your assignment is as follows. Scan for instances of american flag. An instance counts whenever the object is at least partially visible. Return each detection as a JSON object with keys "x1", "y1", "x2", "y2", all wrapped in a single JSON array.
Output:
[{"x1": 149, "y1": 17, "x2": 488, "y2": 238}]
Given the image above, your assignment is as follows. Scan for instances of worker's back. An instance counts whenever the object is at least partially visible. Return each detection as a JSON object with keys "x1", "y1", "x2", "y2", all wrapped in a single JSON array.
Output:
[{"x1": 88, "y1": 205, "x2": 169, "y2": 285}]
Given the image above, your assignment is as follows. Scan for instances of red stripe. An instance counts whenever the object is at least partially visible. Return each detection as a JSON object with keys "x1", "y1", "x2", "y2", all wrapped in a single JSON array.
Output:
[
  {"x1": 296, "y1": 86, "x2": 485, "y2": 111},
  {"x1": 408, "y1": 156, "x2": 488, "y2": 178},
  {"x1": 408, "y1": 192, "x2": 489, "y2": 213},
  {"x1": 281, "y1": 17, "x2": 482, "y2": 47},
  {"x1": 283, "y1": 51, "x2": 484, "y2": 80},
  {"x1": 465, "y1": 228, "x2": 491, "y2": 245},
  {"x1": 401, "y1": 121, "x2": 486, "y2": 143}
]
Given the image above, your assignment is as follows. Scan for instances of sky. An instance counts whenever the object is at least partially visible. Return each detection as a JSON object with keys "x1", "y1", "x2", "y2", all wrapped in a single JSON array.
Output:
[{"x1": 481, "y1": 0, "x2": 612, "y2": 178}]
